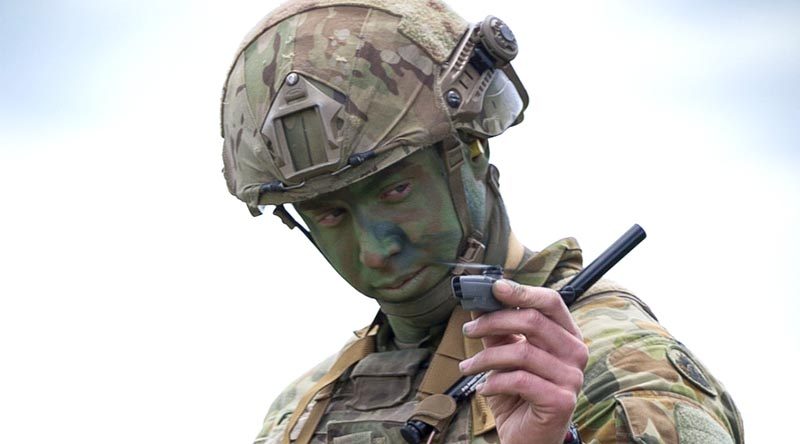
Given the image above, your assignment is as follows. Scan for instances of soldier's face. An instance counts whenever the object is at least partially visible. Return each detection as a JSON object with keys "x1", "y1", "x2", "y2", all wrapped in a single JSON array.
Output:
[{"x1": 296, "y1": 149, "x2": 462, "y2": 303}]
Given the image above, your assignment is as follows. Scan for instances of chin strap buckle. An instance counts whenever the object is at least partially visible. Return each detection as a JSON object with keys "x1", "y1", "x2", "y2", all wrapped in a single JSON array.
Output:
[{"x1": 452, "y1": 237, "x2": 485, "y2": 276}]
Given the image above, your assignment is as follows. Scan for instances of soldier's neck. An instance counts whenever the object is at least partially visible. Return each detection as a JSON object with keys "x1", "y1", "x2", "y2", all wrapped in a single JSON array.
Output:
[{"x1": 381, "y1": 294, "x2": 457, "y2": 344}]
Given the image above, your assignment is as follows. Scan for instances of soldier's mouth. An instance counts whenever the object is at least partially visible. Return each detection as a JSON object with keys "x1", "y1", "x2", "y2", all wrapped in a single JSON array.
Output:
[{"x1": 376, "y1": 266, "x2": 429, "y2": 290}]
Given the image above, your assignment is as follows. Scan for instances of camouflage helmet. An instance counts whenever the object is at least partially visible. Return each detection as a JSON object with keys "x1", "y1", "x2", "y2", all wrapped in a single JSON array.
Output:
[{"x1": 221, "y1": 0, "x2": 529, "y2": 217}]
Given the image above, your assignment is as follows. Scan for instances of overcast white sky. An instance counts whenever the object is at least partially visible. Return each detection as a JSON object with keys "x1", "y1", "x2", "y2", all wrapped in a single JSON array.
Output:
[{"x1": 1, "y1": 1, "x2": 798, "y2": 443}]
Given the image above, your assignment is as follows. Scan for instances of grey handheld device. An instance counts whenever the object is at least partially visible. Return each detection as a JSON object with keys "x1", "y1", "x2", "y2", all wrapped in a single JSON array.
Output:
[{"x1": 452, "y1": 224, "x2": 647, "y2": 311}]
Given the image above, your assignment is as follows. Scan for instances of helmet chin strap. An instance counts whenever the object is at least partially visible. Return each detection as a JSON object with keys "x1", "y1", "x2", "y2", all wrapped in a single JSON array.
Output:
[{"x1": 439, "y1": 137, "x2": 488, "y2": 273}]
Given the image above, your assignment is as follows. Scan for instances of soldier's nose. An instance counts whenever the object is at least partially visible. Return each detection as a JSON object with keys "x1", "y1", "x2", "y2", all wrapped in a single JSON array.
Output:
[
  {"x1": 357, "y1": 225, "x2": 402, "y2": 269},
  {"x1": 359, "y1": 238, "x2": 401, "y2": 269}
]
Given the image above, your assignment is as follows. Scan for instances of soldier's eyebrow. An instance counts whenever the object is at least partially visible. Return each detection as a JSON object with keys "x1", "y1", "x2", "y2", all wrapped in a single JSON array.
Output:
[
  {"x1": 295, "y1": 194, "x2": 337, "y2": 211},
  {"x1": 361, "y1": 157, "x2": 418, "y2": 189},
  {"x1": 375, "y1": 157, "x2": 413, "y2": 179},
  {"x1": 296, "y1": 157, "x2": 423, "y2": 212},
  {"x1": 295, "y1": 201, "x2": 324, "y2": 212}
]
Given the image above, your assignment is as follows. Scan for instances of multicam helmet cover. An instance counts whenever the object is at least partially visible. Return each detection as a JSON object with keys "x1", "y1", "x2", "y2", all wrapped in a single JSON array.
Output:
[{"x1": 221, "y1": 0, "x2": 528, "y2": 215}]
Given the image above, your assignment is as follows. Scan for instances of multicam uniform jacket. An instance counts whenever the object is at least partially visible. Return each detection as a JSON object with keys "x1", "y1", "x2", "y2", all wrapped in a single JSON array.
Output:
[{"x1": 253, "y1": 239, "x2": 743, "y2": 443}]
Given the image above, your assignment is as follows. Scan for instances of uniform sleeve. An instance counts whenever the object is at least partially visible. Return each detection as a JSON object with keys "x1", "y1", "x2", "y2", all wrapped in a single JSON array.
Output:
[
  {"x1": 569, "y1": 282, "x2": 744, "y2": 443},
  {"x1": 253, "y1": 354, "x2": 337, "y2": 444}
]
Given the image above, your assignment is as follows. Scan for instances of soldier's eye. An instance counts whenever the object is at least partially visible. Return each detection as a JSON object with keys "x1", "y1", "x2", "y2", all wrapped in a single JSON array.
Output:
[
  {"x1": 317, "y1": 208, "x2": 346, "y2": 227},
  {"x1": 380, "y1": 182, "x2": 412, "y2": 202}
]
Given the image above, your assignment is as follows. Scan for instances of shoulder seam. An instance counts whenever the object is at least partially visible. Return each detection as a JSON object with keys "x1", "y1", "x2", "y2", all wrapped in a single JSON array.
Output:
[{"x1": 571, "y1": 290, "x2": 659, "y2": 322}]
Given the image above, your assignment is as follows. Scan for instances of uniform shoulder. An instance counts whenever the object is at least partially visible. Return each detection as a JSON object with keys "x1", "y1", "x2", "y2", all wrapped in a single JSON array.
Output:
[
  {"x1": 568, "y1": 279, "x2": 665, "y2": 348},
  {"x1": 252, "y1": 348, "x2": 340, "y2": 443},
  {"x1": 561, "y1": 280, "x2": 744, "y2": 443}
]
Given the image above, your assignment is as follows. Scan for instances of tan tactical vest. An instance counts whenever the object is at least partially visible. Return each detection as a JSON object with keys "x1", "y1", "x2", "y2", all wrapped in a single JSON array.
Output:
[{"x1": 281, "y1": 307, "x2": 496, "y2": 443}]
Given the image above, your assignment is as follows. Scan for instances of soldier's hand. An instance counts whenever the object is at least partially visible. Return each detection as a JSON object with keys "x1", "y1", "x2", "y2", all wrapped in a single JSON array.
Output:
[{"x1": 459, "y1": 279, "x2": 588, "y2": 444}]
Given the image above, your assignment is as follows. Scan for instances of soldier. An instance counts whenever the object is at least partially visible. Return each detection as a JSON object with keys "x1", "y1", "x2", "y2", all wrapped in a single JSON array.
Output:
[{"x1": 220, "y1": 1, "x2": 743, "y2": 442}]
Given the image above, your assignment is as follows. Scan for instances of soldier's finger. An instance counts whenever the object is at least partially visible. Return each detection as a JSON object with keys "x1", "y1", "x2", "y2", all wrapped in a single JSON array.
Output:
[
  {"x1": 492, "y1": 280, "x2": 581, "y2": 338},
  {"x1": 479, "y1": 333, "x2": 520, "y2": 349},
  {"x1": 463, "y1": 309, "x2": 588, "y2": 364},
  {"x1": 467, "y1": 312, "x2": 521, "y2": 348},
  {"x1": 460, "y1": 342, "x2": 584, "y2": 392},
  {"x1": 478, "y1": 369, "x2": 578, "y2": 417}
]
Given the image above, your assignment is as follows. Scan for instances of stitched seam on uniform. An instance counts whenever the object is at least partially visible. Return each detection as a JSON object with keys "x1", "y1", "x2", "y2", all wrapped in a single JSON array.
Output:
[
  {"x1": 568, "y1": 291, "x2": 639, "y2": 312},
  {"x1": 570, "y1": 292, "x2": 658, "y2": 321},
  {"x1": 603, "y1": 333, "x2": 676, "y2": 358},
  {"x1": 570, "y1": 290, "x2": 637, "y2": 306}
]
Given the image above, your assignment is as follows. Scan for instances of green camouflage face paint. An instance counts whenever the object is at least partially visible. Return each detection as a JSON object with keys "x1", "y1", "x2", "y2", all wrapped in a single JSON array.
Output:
[{"x1": 296, "y1": 149, "x2": 462, "y2": 305}]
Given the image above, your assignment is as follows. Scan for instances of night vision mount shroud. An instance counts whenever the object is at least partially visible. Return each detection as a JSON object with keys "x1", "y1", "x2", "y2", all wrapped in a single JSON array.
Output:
[{"x1": 440, "y1": 15, "x2": 529, "y2": 139}]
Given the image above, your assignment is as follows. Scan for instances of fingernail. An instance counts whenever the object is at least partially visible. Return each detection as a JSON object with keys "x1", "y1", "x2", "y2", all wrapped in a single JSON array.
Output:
[
  {"x1": 494, "y1": 279, "x2": 512, "y2": 295},
  {"x1": 475, "y1": 383, "x2": 485, "y2": 394},
  {"x1": 462, "y1": 320, "x2": 476, "y2": 335},
  {"x1": 459, "y1": 358, "x2": 472, "y2": 372}
]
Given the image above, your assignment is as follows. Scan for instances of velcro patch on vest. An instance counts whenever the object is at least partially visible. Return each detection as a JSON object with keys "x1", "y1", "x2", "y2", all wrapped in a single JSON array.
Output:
[{"x1": 667, "y1": 346, "x2": 717, "y2": 397}]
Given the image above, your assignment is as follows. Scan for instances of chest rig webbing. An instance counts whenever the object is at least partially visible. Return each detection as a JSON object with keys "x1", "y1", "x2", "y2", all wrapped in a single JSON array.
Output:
[{"x1": 280, "y1": 306, "x2": 496, "y2": 444}]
